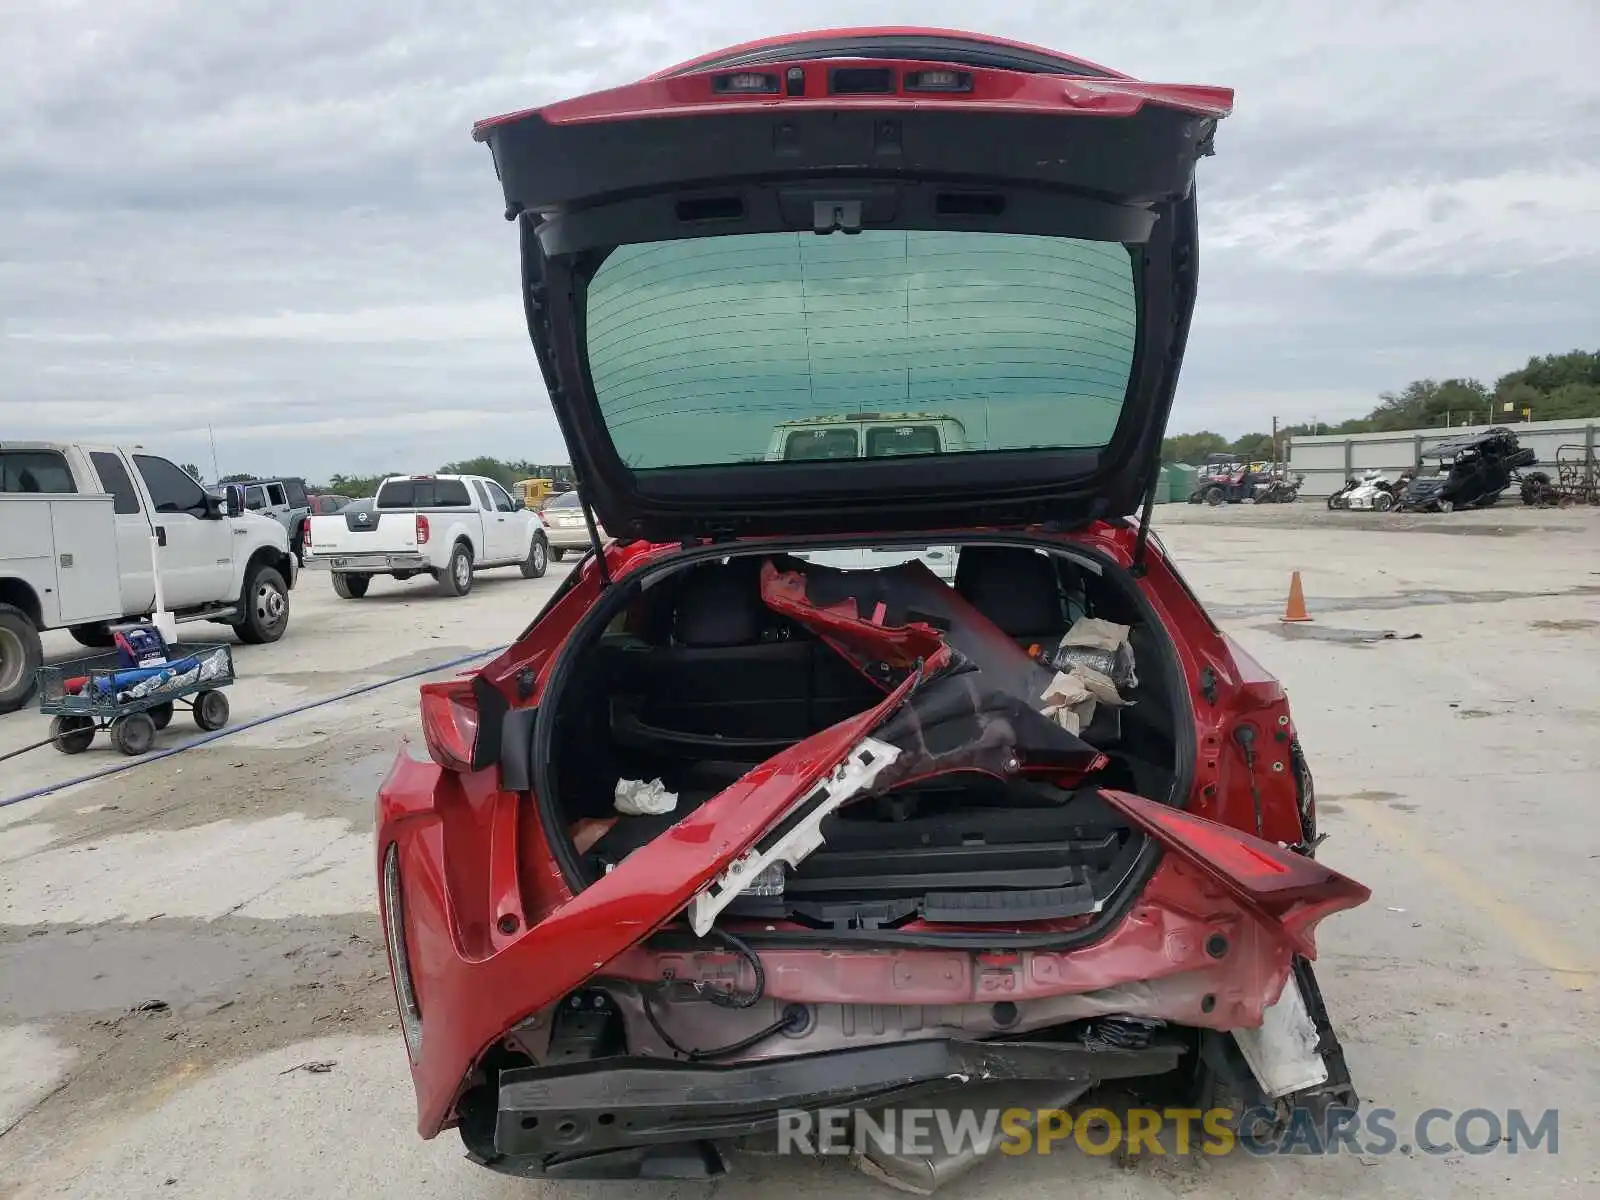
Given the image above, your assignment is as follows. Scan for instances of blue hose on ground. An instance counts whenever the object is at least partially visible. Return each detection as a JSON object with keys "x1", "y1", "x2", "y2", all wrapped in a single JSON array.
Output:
[{"x1": 0, "y1": 645, "x2": 507, "y2": 812}]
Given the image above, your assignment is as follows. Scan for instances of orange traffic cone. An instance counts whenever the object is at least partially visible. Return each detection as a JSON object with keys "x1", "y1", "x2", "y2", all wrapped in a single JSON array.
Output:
[{"x1": 1281, "y1": 571, "x2": 1312, "y2": 622}]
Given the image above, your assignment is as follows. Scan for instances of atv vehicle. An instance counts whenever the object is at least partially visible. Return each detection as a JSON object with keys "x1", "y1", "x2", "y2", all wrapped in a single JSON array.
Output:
[
  {"x1": 376, "y1": 29, "x2": 1370, "y2": 1189},
  {"x1": 1396, "y1": 427, "x2": 1537, "y2": 512},
  {"x1": 1188, "y1": 454, "x2": 1254, "y2": 504}
]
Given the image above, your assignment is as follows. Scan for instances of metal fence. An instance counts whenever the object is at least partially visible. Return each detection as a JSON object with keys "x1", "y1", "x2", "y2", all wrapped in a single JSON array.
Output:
[{"x1": 1286, "y1": 419, "x2": 1599, "y2": 497}]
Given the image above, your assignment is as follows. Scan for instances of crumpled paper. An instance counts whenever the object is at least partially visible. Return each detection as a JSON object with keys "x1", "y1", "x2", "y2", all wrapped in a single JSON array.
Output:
[
  {"x1": 1045, "y1": 617, "x2": 1139, "y2": 692},
  {"x1": 614, "y1": 777, "x2": 679, "y2": 816},
  {"x1": 1039, "y1": 670, "x2": 1092, "y2": 734},
  {"x1": 1038, "y1": 617, "x2": 1138, "y2": 732}
]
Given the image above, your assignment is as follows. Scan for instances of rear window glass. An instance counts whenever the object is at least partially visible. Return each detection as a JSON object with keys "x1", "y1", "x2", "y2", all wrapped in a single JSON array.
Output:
[
  {"x1": 376, "y1": 479, "x2": 472, "y2": 508},
  {"x1": 783, "y1": 429, "x2": 858, "y2": 461},
  {"x1": 866, "y1": 425, "x2": 943, "y2": 458},
  {"x1": 1, "y1": 450, "x2": 76, "y2": 494},
  {"x1": 89, "y1": 452, "x2": 141, "y2": 514},
  {"x1": 545, "y1": 491, "x2": 581, "y2": 509},
  {"x1": 583, "y1": 230, "x2": 1137, "y2": 469}
]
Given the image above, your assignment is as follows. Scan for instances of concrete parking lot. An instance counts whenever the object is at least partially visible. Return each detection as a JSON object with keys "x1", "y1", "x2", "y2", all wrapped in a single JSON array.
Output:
[{"x1": 3, "y1": 508, "x2": 1598, "y2": 1199}]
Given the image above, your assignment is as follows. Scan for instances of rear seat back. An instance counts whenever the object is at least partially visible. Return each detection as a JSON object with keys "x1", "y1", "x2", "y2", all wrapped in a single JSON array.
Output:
[
  {"x1": 952, "y1": 547, "x2": 1085, "y2": 643},
  {"x1": 620, "y1": 560, "x2": 880, "y2": 749}
]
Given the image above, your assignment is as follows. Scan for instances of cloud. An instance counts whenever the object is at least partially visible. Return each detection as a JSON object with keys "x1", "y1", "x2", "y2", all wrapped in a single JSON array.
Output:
[{"x1": 2, "y1": 0, "x2": 1597, "y2": 481}]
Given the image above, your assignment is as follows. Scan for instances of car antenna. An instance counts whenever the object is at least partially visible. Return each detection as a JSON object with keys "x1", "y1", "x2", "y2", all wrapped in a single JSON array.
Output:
[{"x1": 575, "y1": 480, "x2": 611, "y2": 588}]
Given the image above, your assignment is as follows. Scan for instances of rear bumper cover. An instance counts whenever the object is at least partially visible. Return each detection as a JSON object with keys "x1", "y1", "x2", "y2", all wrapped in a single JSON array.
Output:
[
  {"x1": 493, "y1": 1036, "x2": 1183, "y2": 1158},
  {"x1": 545, "y1": 527, "x2": 597, "y2": 550},
  {"x1": 329, "y1": 551, "x2": 428, "y2": 572}
]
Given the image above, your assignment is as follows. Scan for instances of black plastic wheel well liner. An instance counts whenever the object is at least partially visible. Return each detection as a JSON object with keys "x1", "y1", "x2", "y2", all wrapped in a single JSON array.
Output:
[{"x1": 523, "y1": 533, "x2": 1195, "y2": 950}]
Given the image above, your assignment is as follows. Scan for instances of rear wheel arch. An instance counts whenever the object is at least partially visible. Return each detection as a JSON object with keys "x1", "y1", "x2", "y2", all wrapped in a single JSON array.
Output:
[
  {"x1": 241, "y1": 545, "x2": 293, "y2": 589},
  {"x1": 0, "y1": 578, "x2": 44, "y2": 628}
]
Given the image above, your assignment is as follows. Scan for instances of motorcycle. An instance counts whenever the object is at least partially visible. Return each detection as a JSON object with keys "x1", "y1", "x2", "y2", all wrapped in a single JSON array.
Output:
[
  {"x1": 1339, "y1": 469, "x2": 1403, "y2": 512},
  {"x1": 1253, "y1": 471, "x2": 1303, "y2": 504},
  {"x1": 1326, "y1": 475, "x2": 1361, "y2": 510}
]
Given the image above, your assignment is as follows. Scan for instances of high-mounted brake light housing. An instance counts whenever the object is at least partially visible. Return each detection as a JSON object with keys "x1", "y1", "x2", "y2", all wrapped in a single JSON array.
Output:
[
  {"x1": 904, "y1": 67, "x2": 973, "y2": 92},
  {"x1": 712, "y1": 71, "x2": 780, "y2": 94}
]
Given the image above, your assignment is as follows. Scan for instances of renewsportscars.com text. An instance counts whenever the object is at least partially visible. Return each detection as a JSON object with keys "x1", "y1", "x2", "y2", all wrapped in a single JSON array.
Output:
[{"x1": 777, "y1": 1105, "x2": 1560, "y2": 1158}]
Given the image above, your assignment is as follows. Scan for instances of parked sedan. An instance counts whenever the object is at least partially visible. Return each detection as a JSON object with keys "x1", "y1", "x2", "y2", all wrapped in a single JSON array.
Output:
[{"x1": 539, "y1": 490, "x2": 603, "y2": 560}]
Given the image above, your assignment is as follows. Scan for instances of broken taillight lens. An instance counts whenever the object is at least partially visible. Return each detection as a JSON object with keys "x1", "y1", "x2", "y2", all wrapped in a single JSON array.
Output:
[
  {"x1": 415, "y1": 514, "x2": 431, "y2": 545},
  {"x1": 419, "y1": 678, "x2": 479, "y2": 772},
  {"x1": 1099, "y1": 789, "x2": 1371, "y2": 958}
]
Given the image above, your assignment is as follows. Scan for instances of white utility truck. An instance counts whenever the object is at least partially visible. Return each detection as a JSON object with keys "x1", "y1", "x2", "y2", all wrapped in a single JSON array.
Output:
[
  {"x1": 305, "y1": 473, "x2": 550, "y2": 598},
  {"x1": 765, "y1": 413, "x2": 964, "y2": 582},
  {"x1": 0, "y1": 443, "x2": 298, "y2": 713}
]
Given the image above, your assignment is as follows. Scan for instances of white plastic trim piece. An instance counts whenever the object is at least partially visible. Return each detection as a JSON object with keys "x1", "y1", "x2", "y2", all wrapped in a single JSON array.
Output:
[
  {"x1": 686, "y1": 736, "x2": 901, "y2": 937},
  {"x1": 1232, "y1": 972, "x2": 1329, "y2": 1098}
]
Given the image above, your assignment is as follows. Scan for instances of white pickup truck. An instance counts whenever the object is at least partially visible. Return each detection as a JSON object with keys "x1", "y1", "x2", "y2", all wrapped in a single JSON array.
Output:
[
  {"x1": 305, "y1": 474, "x2": 550, "y2": 598},
  {"x1": 0, "y1": 442, "x2": 298, "y2": 713}
]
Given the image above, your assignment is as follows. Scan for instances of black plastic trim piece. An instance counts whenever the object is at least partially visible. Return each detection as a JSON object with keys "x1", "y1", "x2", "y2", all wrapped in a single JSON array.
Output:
[
  {"x1": 471, "y1": 672, "x2": 509, "y2": 772},
  {"x1": 498, "y1": 704, "x2": 539, "y2": 792}
]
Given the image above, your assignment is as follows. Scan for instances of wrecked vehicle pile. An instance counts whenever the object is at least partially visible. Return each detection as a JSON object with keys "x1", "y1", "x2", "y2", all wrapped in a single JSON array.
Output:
[
  {"x1": 1395, "y1": 427, "x2": 1538, "y2": 512},
  {"x1": 374, "y1": 27, "x2": 1373, "y2": 1189}
]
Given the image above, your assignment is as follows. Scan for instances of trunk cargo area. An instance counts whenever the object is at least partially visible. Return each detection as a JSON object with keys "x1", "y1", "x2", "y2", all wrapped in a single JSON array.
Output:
[{"x1": 545, "y1": 543, "x2": 1184, "y2": 932}]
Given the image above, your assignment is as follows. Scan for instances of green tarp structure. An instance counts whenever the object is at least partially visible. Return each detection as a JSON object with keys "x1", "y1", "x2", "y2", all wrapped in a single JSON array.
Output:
[{"x1": 1167, "y1": 463, "x2": 1199, "y2": 502}]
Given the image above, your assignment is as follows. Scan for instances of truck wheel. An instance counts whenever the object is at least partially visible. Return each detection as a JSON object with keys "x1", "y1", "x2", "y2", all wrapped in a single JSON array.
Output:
[
  {"x1": 1204, "y1": 485, "x2": 1225, "y2": 506},
  {"x1": 69, "y1": 623, "x2": 116, "y2": 648},
  {"x1": 439, "y1": 542, "x2": 474, "y2": 597},
  {"x1": 520, "y1": 535, "x2": 549, "y2": 579},
  {"x1": 550, "y1": 547, "x2": 566, "y2": 562},
  {"x1": 194, "y1": 689, "x2": 230, "y2": 731},
  {"x1": 111, "y1": 712, "x2": 157, "y2": 756},
  {"x1": 237, "y1": 563, "x2": 290, "y2": 644},
  {"x1": 0, "y1": 604, "x2": 42, "y2": 715},
  {"x1": 332, "y1": 572, "x2": 371, "y2": 599},
  {"x1": 50, "y1": 715, "x2": 95, "y2": 754}
]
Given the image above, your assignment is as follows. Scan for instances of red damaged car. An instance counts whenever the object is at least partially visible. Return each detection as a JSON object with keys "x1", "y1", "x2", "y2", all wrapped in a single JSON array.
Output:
[{"x1": 377, "y1": 28, "x2": 1371, "y2": 1187}]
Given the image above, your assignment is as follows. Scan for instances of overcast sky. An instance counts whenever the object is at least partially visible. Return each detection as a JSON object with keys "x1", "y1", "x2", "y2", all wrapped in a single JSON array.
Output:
[{"x1": 3, "y1": 1, "x2": 1595, "y2": 483}]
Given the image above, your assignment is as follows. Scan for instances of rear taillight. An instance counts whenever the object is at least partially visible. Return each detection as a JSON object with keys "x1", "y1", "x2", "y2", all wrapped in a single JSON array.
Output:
[
  {"x1": 415, "y1": 514, "x2": 430, "y2": 545},
  {"x1": 419, "y1": 678, "x2": 478, "y2": 772},
  {"x1": 1098, "y1": 789, "x2": 1371, "y2": 957}
]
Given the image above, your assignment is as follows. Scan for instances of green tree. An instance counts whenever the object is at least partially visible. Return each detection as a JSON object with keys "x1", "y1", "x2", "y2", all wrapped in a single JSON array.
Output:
[
  {"x1": 218, "y1": 472, "x2": 256, "y2": 484},
  {"x1": 1494, "y1": 350, "x2": 1600, "y2": 398},
  {"x1": 1160, "y1": 431, "x2": 1231, "y2": 464},
  {"x1": 1230, "y1": 432, "x2": 1275, "y2": 462},
  {"x1": 181, "y1": 463, "x2": 202, "y2": 480},
  {"x1": 327, "y1": 473, "x2": 391, "y2": 498}
]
